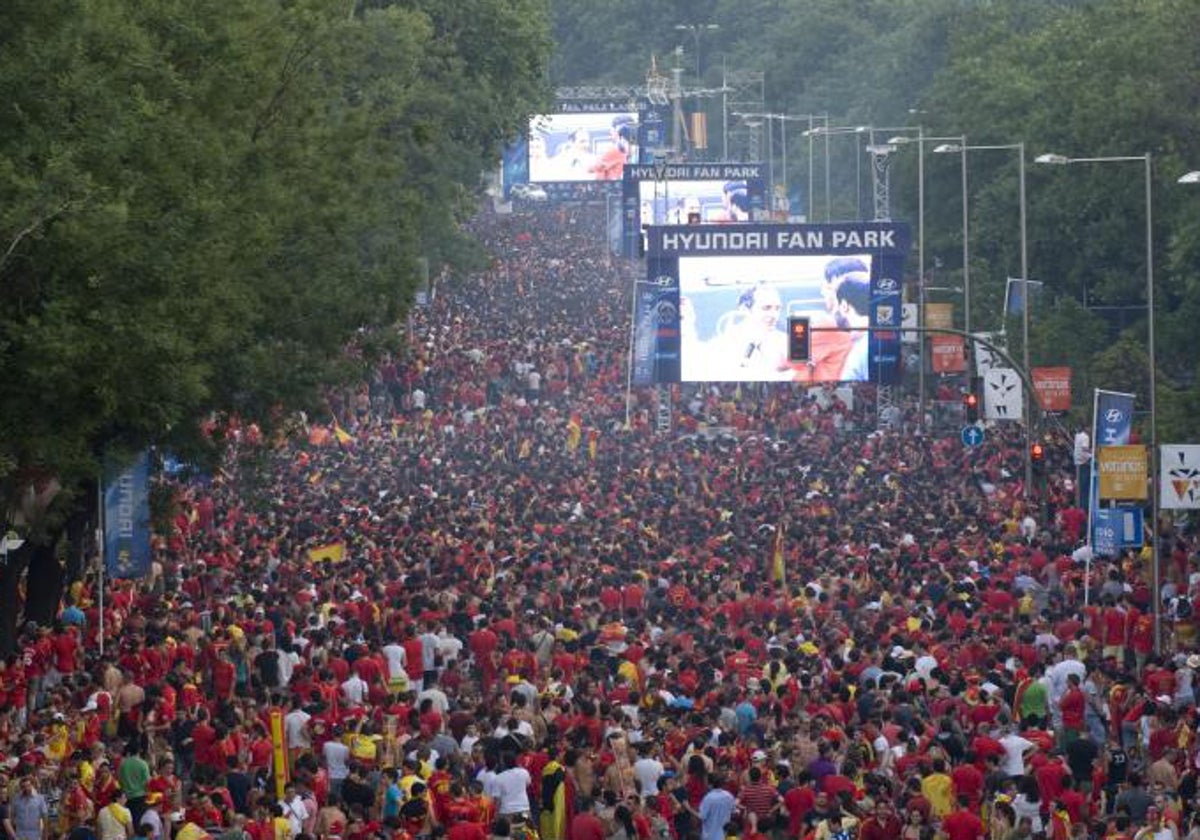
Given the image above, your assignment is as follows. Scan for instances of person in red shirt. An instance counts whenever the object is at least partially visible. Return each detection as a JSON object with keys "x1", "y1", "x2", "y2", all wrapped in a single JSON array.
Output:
[
  {"x1": 941, "y1": 796, "x2": 985, "y2": 840},
  {"x1": 568, "y1": 797, "x2": 607, "y2": 840},
  {"x1": 1059, "y1": 674, "x2": 1087, "y2": 745},
  {"x1": 858, "y1": 800, "x2": 902, "y2": 840}
]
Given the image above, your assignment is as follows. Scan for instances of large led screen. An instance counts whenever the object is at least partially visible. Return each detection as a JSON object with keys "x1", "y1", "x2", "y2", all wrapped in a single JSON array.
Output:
[
  {"x1": 529, "y1": 112, "x2": 639, "y2": 182},
  {"x1": 678, "y1": 254, "x2": 875, "y2": 383},
  {"x1": 637, "y1": 180, "x2": 752, "y2": 225}
]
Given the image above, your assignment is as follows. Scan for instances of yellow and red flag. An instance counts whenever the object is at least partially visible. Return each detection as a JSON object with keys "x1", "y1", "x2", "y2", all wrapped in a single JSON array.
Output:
[{"x1": 308, "y1": 542, "x2": 346, "y2": 563}]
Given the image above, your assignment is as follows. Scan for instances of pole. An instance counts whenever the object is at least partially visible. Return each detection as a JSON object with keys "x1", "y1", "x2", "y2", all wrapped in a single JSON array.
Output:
[
  {"x1": 97, "y1": 477, "x2": 105, "y2": 657},
  {"x1": 1019, "y1": 143, "x2": 1032, "y2": 499},
  {"x1": 961, "y1": 136, "x2": 970, "y2": 337},
  {"x1": 1085, "y1": 388, "x2": 1099, "y2": 608},
  {"x1": 856, "y1": 134, "x2": 862, "y2": 219},
  {"x1": 917, "y1": 126, "x2": 926, "y2": 429},
  {"x1": 1146, "y1": 152, "x2": 1160, "y2": 653},
  {"x1": 625, "y1": 273, "x2": 638, "y2": 429},
  {"x1": 824, "y1": 130, "x2": 831, "y2": 221},
  {"x1": 807, "y1": 116, "x2": 814, "y2": 221},
  {"x1": 781, "y1": 117, "x2": 788, "y2": 210},
  {"x1": 721, "y1": 60, "x2": 728, "y2": 162}
]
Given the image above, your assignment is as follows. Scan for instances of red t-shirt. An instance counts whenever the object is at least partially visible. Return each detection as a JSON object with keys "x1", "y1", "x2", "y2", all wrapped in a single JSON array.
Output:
[{"x1": 942, "y1": 809, "x2": 985, "y2": 840}]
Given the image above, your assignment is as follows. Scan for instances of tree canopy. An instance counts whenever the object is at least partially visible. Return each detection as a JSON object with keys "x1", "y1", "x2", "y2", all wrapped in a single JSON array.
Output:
[
  {"x1": 550, "y1": 0, "x2": 1200, "y2": 439},
  {"x1": 0, "y1": 0, "x2": 553, "y2": 504}
]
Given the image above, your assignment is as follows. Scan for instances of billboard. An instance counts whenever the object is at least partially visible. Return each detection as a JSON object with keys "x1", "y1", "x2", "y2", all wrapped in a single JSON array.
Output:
[
  {"x1": 1162, "y1": 445, "x2": 1200, "y2": 509},
  {"x1": 529, "y1": 112, "x2": 641, "y2": 183},
  {"x1": 634, "y1": 223, "x2": 910, "y2": 386},
  {"x1": 1031, "y1": 366, "x2": 1072, "y2": 411},
  {"x1": 1097, "y1": 444, "x2": 1148, "y2": 500},
  {"x1": 621, "y1": 163, "x2": 767, "y2": 256}
]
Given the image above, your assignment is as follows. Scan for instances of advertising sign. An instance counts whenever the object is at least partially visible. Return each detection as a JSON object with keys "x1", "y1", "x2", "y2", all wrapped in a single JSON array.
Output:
[
  {"x1": 1097, "y1": 444, "x2": 1148, "y2": 500},
  {"x1": 930, "y1": 335, "x2": 966, "y2": 374},
  {"x1": 925, "y1": 302, "x2": 955, "y2": 331},
  {"x1": 1032, "y1": 366, "x2": 1072, "y2": 412},
  {"x1": 1161, "y1": 444, "x2": 1200, "y2": 509}
]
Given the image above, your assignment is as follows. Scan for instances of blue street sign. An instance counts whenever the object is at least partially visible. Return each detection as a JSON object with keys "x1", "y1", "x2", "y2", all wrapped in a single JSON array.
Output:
[
  {"x1": 961, "y1": 426, "x2": 985, "y2": 447},
  {"x1": 1093, "y1": 506, "x2": 1145, "y2": 558}
]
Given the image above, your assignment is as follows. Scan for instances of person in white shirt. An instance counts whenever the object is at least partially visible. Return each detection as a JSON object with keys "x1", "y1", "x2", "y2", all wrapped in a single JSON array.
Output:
[
  {"x1": 284, "y1": 703, "x2": 312, "y2": 753},
  {"x1": 322, "y1": 731, "x2": 352, "y2": 796},
  {"x1": 437, "y1": 631, "x2": 464, "y2": 665},
  {"x1": 998, "y1": 727, "x2": 1036, "y2": 778},
  {"x1": 633, "y1": 743, "x2": 665, "y2": 797},
  {"x1": 97, "y1": 792, "x2": 134, "y2": 840},
  {"x1": 341, "y1": 673, "x2": 368, "y2": 708},
  {"x1": 381, "y1": 641, "x2": 408, "y2": 693},
  {"x1": 278, "y1": 642, "x2": 301, "y2": 688},
  {"x1": 281, "y1": 786, "x2": 309, "y2": 837},
  {"x1": 494, "y1": 763, "x2": 532, "y2": 816}
]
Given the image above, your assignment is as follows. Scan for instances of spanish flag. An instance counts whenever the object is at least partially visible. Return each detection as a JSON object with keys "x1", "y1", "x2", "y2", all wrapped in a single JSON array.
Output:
[
  {"x1": 587, "y1": 429, "x2": 599, "y2": 461},
  {"x1": 566, "y1": 413, "x2": 582, "y2": 453},
  {"x1": 771, "y1": 525, "x2": 786, "y2": 588},
  {"x1": 308, "y1": 542, "x2": 346, "y2": 563},
  {"x1": 332, "y1": 422, "x2": 355, "y2": 447}
]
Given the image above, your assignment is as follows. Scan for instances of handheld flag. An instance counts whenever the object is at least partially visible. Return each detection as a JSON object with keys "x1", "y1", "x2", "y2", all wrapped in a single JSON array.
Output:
[{"x1": 308, "y1": 542, "x2": 346, "y2": 563}]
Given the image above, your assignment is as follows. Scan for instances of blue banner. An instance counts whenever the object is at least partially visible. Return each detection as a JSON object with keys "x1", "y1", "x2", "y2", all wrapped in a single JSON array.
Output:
[
  {"x1": 870, "y1": 274, "x2": 903, "y2": 385},
  {"x1": 104, "y1": 451, "x2": 152, "y2": 579},
  {"x1": 1093, "y1": 506, "x2": 1145, "y2": 558},
  {"x1": 501, "y1": 138, "x2": 529, "y2": 200},
  {"x1": 1097, "y1": 390, "x2": 1135, "y2": 447},
  {"x1": 631, "y1": 257, "x2": 681, "y2": 386}
]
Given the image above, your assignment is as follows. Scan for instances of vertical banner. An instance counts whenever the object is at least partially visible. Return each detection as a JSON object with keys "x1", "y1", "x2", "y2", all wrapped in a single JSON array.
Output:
[
  {"x1": 924, "y1": 302, "x2": 955, "y2": 331},
  {"x1": 1093, "y1": 507, "x2": 1145, "y2": 558},
  {"x1": 973, "y1": 332, "x2": 1001, "y2": 378},
  {"x1": 1097, "y1": 445, "x2": 1149, "y2": 500},
  {"x1": 870, "y1": 274, "x2": 903, "y2": 386},
  {"x1": 1031, "y1": 366, "x2": 1072, "y2": 412},
  {"x1": 632, "y1": 257, "x2": 681, "y2": 386},
  {"x1": 901, "y1": 303, "x2": 918, "y2": 344},
  {"x1": 1160, "y1": 445, "x2": 1200, "y2": 509},
  {"x1": 270, "y1": 708, "x2": 288, "y2": 801},
  {"x1": 930, "y1": 335, "x2": 966, "y2": 373},
  {"x1": 1096, "y1": 390, "x2": 1135, "y2": 446},
  {"x1": 103, "y1": 451, "x2": 152, "y2": 579},
  {"x1": 983, "y1": 368, "x2": 1024, "y2": 421}
]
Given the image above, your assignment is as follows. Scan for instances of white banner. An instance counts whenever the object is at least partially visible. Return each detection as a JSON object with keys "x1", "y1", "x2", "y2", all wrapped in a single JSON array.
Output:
[
  {"x1": 1161, "y1": 445, "x2": 1200, "y2": 509},
  {"x1": 901, "y1": 303, "x2": 918, "y2": 344},
  {"x1": 973, "y1": 332, "x2": 1002, "y2": 378},
  {"x1": 983, "y1": 368, "x2": 1024, "y2": 422}
]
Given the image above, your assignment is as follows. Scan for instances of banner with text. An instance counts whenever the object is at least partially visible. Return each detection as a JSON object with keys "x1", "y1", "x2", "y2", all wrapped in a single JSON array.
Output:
[
  {"x1": 1161, "y1": 444, "x2": 1200, "y2": 509},
  {"x1": 103, "y1": 451, "x2": 152, "y2": 579},
  {"x1": 1096, "y1": 390, "x2": 1135, "y2": 447},
  {"x1": 1032, "y1": 366, "x2": 1072, "y2": 412},
  {"x1": 1093, "y1": 506, "x2": 1145, "y2": 558},
  {"x1": 925, "y1": 302, "x2": 955, "y2": 331},
  {"x1": 1098, "y1": 444, "x2": 1148, "y2": 500},
  {"x1": 930, "y1": 335, "x2": 966, "y2": 373}
]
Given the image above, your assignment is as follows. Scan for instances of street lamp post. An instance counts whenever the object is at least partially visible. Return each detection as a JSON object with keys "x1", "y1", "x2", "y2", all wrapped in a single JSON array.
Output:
[
  {"x1": 675, "y1": 23, "x2": 719, "y2": 81},
  {"x1": 801, "y1": 124, "x2": 870, "y2": 222},
  {"x1": 1038, "y1": 151, "x2": 1158, "y2": 650},
  {"x1": 738, "y1": 113, "x2": 827, "y2": 219},
  {"x1": 933, "y1": 142, "x2": 1030, "y2": 495}
]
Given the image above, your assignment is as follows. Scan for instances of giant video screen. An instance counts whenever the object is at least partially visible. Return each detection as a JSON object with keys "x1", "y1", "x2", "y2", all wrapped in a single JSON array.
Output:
[
  {"x1": 528, "y1": 112, "x2": 639, "y2": 183},
  {"x1": 638, "y1": 180, "x2": 751, "y2": 225},
  {"x1": 678, "y1": 254, "x2": 875, "y2": 383}
]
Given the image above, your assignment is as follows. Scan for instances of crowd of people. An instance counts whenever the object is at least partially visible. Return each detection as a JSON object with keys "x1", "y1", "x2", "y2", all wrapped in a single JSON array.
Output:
[{"x1": 2, "y1": 202, "x2": 1198, "y2": 840}]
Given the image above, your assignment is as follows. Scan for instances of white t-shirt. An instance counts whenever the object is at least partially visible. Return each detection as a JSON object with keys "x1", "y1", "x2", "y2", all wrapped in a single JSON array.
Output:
[
  {"x1": 323, "y1": 739, "x2": 351, "y2": 781},
  {"x1": 634, "y1": 757, "x2": 665, "y2": 796},
  {"x1": 282, "y1": 797, "x2": 308, "y2": 837},
  {"x1": 341, "y1": 675, "x2": 368, "y2": 708},
  {"x1": 999, "y1": 733, "x2": 1035, "y2": 777},
  {"x1": 493, "y1": 767, "x2": 532, "y2": 815},
  {"x1": 284, "y1": 709, "x2": 312, "y2": 749},
  {"x1": 382, "y1": 644, "x2": 407, "y2": 681},
  {"x1": 98, "y1": 803, "x2": 133, "y2": 840}
]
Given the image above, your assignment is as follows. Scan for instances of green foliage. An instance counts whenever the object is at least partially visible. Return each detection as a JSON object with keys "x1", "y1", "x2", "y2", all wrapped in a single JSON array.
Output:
[{"x1": 0, "y1": 0, "x2": 553, "y2": 503}]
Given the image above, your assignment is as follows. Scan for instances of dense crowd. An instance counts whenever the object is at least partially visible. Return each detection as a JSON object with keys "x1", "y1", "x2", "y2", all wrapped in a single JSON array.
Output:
[{"x1": 2, "y1": 203, "x2": 1198, "y2": 840}]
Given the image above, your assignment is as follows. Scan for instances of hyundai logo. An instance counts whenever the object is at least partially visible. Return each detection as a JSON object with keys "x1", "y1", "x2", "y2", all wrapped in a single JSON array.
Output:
[
  {"x1": 1105, "y1": 408, "x2": 1125, "y2": 423},
  {"x1": 876, "y1": 278, "x2": 898, "y2": 292}
]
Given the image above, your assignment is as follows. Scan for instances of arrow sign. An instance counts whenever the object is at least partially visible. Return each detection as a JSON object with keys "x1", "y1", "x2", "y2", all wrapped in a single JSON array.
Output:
[{"x1": 961, "y1": 426, "x2": 985, "y2": 448}]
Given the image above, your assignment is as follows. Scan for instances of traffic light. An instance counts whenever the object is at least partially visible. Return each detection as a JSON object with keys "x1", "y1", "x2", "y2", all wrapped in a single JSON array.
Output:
[
  {"x1": 1031, "y1": 442, "x2": 1045, "y2": 466},
  {"x1": 963, "y1": 392, "x2": 980, "y2": 423},
  {"x1": 788, "y1": 317, "x2": 811, "y2": 362}
]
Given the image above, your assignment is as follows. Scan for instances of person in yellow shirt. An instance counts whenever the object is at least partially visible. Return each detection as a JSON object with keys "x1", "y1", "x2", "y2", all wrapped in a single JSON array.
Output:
[{"x1": 921, "y1": 759, "x2": 954, "y2": 821}]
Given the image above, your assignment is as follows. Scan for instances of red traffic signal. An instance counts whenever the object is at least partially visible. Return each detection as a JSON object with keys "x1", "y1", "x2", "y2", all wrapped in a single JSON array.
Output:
[
  {"x1": 788, "y1": 317, "x2": 811, "y2": 362},
  {"x1": 963, "y1": 392, "x2": 980, "y2": 422},
  {"x1": 1031, "y1": 442, "x2": 1045, "y2": 462}
]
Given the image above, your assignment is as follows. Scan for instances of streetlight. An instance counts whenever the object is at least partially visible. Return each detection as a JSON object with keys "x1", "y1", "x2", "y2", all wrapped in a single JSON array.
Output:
[
  {"x1": 801, "y1": 124, "x2": 870, "y2": 221},
  {"x1": 674, "y1": 24, "x2": 720, "y2": 80},
  {"x1": 1037, "y1": 150, "x2": 1158, "y2": 649},
  {"x1": 735, "y1": 112, "x2": 825, "y2": 220},
  {"x1": 937, "y1": 142, "x2": 1028, "y2": 492}
]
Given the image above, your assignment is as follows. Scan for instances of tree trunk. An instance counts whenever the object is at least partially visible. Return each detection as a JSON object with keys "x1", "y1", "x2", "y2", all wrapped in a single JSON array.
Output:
[
  {"x1": 24, "y1": 542, "x2": 64, "y2": 626},
  {"x1": 0, "y1": 542, "x2": 32, "y2": 655}
]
